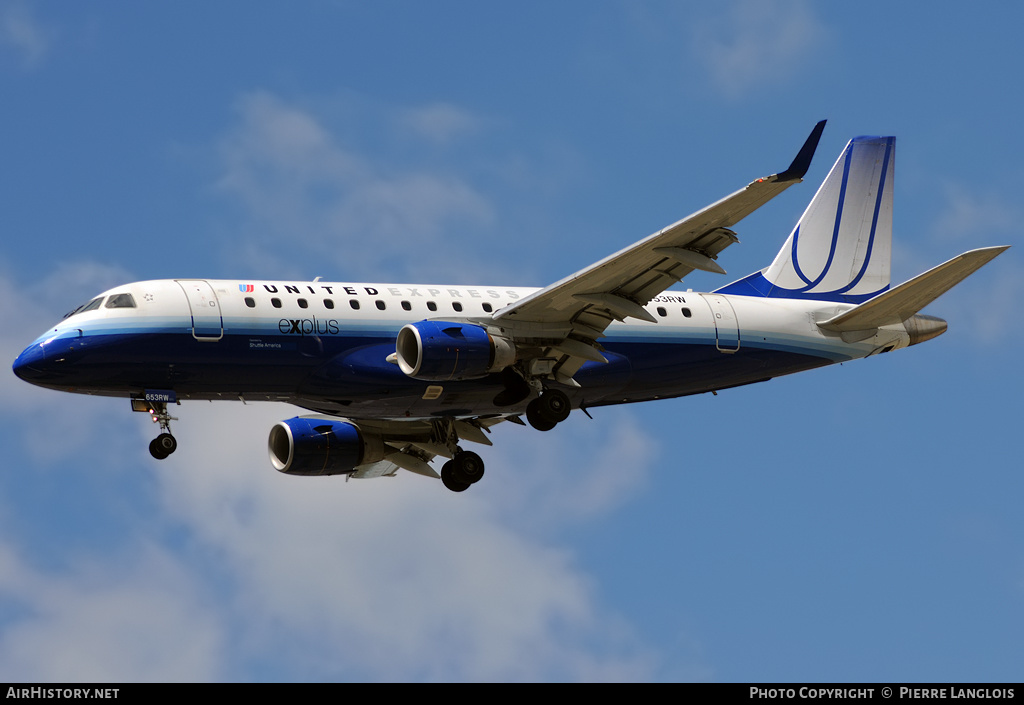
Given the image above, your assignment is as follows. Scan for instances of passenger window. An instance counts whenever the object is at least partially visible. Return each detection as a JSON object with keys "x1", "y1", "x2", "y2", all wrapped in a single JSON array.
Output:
[
  {"x1": 244, "y1": 297, "x2": 256, "y2": 308},
  {"x1": 105, "y1": 293, "x2": 136, "y2": 309},
  {"x1": 401, "y1": 301, "x2": 412, "y2": 311},
  {"x1": 350, "y1": 300, "x2": 360, "y2": 310},
  {"x1": 657, "y1": 306, "x2": 667, "y2": 317},
  {"x1": 427, "y1": 301, "x2": 437, "y2": 312},
  {"x1": 681, "y1": 307, "x2": 691, "y2": 318},
  {"x1": 324, "y1": 299, "x2": 335, "y2": 310},
  {"x1": 298, "y1": 298, "x2": 308, "y2": 309},
  {"x1": 376, "y1": 300, "x2": 386, "y2": 311},
  {"x1": 452, "y1": 302, "x2": 463, "y2": 312},
  {"x1": 272, "y1": 298, "x2": 282, "y2": 308},
  {"x1": 482, "y1": 303, "x2": 493, "y2": 313}
]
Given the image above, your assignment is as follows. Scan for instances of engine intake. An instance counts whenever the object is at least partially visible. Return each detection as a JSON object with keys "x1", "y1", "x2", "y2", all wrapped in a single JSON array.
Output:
[
  {"x1": 269, "y1": 417, "x2": 387, "y2": 476},
  {"x1": 395, "y1": 320, "x2": 515, "y2": 381}
]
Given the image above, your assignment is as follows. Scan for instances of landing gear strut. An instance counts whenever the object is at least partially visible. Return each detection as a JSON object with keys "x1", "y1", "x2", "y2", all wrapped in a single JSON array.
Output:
[
  {"x1": 146, "y1": 401, "x2": 179, "y2": 460},
  {"x1": 526, "y1": 389, "x2": 571, "y2": 432}
]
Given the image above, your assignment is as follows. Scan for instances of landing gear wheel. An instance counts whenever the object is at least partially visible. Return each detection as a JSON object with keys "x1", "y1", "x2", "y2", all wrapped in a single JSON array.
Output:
[
  {"x1": 150, "y1": 433, "x2": 177, "y2": 460},
  {"x1": 526, "y1": 400, "x2": 557, "y2": 431},
  {"x1": 441, "y1": 461, "x2": 470, "y2": 493},
  {"x1": 155, "y1": 433, "x2": 177, "y2": 455},
  {"x1": 526, "y1": 389, "x2": 572, "y2": 430},
  {"x1": 537, "y1": 389, "x2": 571, "y2": 423},
  {"x1": 452, "y1": 451, "x2": 485, "y2": 485}
]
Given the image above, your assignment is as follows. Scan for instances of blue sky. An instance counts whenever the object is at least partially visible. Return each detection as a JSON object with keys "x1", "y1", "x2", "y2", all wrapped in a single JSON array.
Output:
[{"x1": 1, "y1": 1, "x2": 1021, "y2": 682}]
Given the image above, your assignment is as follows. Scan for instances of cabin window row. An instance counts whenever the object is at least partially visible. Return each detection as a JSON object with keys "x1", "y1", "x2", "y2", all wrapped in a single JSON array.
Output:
[
  {"x1": 243, "y1": 297, "x2": 496, "y2": 314},
  {"x1": 656, "y1": 306, "x2": 693, "y2": 319}
]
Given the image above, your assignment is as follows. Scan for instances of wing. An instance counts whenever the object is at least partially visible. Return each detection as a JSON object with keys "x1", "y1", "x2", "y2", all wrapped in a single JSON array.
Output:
[{"x1": 491, "y1": 121, "x2": 826, "y2": 382}]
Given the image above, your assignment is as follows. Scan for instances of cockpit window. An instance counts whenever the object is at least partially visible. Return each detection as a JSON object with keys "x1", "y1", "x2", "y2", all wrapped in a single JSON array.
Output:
[
  {"x1": 105, "y1": 293, "x2": 136, "y2": 309},
  {"x1": 63, "y1": 296, "x2": 105, "y2": 319}
]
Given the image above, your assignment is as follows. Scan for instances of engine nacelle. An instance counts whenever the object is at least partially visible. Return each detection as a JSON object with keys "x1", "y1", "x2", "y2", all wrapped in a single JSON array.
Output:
[
  {"x1": 268, "y1": 417, "x2": 387, "y2": 476},
  {"x1": 395, "y1": 320, "x2": 515, "y2": 381}
]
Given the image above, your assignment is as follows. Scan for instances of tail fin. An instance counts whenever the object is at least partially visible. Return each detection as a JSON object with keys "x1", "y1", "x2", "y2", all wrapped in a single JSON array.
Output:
[{"x1": 717, "y1": 135, "x2": 895, "y2": 303}]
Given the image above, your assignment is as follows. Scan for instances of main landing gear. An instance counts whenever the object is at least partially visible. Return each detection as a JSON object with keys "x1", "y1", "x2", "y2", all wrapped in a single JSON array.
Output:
[
  {"x1": 525, "y1": 388, "x2": 571, "y2": 432},
  {"x1": 431, "y1": 418, "x2": 487, "y2": 493},
  {"x1": 493, "y1": 366, "x2": 574, "y2": 432},
  {"x1": 440, "y1": 451, "x2": 485, "y2": 493},
  {"x1": 146, "y1": 401, "x2": 179, "y2": 460}
]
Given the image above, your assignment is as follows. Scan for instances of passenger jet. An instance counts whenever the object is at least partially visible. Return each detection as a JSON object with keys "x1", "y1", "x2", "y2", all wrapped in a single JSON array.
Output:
[{"x1": 12, "y1": 122, "x2": 1008, "y2": 492}]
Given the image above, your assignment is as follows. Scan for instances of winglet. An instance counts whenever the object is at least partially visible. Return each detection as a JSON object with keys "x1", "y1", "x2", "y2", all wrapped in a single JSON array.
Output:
[{"x1": 775, "y1": 120, "x2": 827, "y2": 182}]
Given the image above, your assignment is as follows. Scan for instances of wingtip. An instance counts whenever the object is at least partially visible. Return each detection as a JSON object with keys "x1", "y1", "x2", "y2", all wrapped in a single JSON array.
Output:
[
  {"x1": 964, "y1": 244, "x2": 1011, "y2": 263},
  {"x1": 776, "y1": 119, "x2": 827, "y2": 182}
]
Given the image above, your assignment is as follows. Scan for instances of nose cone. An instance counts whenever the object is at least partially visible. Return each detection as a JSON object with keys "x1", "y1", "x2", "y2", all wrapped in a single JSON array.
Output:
[{"x1": 12, "y1": 341, "x2": 48, "y2": 384}]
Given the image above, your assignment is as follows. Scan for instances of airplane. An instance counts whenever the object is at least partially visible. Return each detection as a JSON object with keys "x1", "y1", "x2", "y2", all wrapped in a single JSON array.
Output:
[{"x1": 12, "y1": 121, "x2": 1008, "y2": 492}]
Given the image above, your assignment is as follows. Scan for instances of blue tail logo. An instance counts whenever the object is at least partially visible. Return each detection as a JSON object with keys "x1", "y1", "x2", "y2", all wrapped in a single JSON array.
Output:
[{"x1": 717, "y1": 136, "x2": 894, "y2": 304}]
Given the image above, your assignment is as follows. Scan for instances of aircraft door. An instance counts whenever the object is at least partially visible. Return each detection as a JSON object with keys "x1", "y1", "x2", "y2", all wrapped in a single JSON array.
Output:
[
  {"x1": 700, "y1": 294, "x2": 740, "y2": 353},
  {"x1": 176, "y1": 280, "x2": 223, "y2": 341}
]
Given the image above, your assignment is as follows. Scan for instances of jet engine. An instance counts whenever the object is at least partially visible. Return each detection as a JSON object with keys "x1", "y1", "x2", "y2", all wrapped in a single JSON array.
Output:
[
  {"x1": 269, "y1": 417, "x2": 387, "y2": 476},
  {"x1": 395, "y1": 320, "x2": 515, "y2": 381}
]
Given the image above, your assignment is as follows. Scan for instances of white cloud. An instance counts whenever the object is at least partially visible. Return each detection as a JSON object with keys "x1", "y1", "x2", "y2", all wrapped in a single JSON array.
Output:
[
  {"x1": 894, "y1": 185, "x2": 1019, "y2": 346},
  {"x1": 482, "y1": 410, "x2": 656, "y2": 529},
  {"x1": 214, "y1": 92, "x2": 498, "y2": 283},
  {"x1": 691, "y1": 0, "x2": 826, "y2": 99},
  {"x1": 931, "y1": 184, "x2": 1017, "y2": 242},
  {"x1": 0, "y1": 543, "x2": 225, "y2": 682},
  {"x1": 398, "y1": 102, "x2": 482, "y2": 145},
  {"x1": 928, "y1": 255, "x2": 1022, "y2": 346},
  {"x1": 150, "y1": 401, "x2": 661, "y2": 681},
  {"x1": 0, "y1": 259, "x2": 134, "y2": 330},
  {"x1": 0, "y1": 263, "x2": 142, "y2": 464},
  {"x1": 0, "y1": 2, "x2": 51, "y2": 68},
  {"x1": 0, "y1": 382, "x2": 667, "y2": 680}
]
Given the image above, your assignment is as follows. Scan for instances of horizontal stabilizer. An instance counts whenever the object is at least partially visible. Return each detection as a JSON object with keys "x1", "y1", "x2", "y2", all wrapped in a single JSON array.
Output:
[{"x1": 818, "y1": 246, "x2": 1009, "y2": 332}]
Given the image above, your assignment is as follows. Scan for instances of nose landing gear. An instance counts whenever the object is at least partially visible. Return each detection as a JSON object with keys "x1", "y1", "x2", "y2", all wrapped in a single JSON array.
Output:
[{"x1": 143, "y1": 400, "x2": 178, "y2": 460}]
